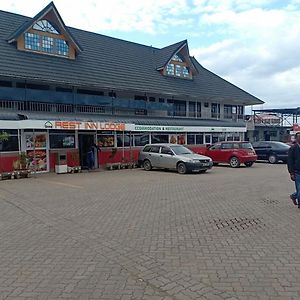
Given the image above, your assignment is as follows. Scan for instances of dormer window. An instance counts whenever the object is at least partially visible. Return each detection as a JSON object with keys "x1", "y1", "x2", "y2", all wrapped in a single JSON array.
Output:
[
  {"x1": 165, "y1": 53, "x2": 192, "y2": 79},
  {"x1": 7, "y1": 2, "x2": 82, "y2": 60},
  {"x1": 23, "y1": 19, "x2": 69, "y2": 56},
  {"x1": 33, "y1": 20, "x2": 59, "y2": 34},
  {"x1": 24, "y1": 32, "x2": 69, "y2": 56}
]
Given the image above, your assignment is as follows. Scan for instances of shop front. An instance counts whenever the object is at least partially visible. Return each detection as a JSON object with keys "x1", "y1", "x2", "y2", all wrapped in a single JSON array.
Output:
[{"x1": 0, "y1": 119, "x2": 246, "y2": 173}]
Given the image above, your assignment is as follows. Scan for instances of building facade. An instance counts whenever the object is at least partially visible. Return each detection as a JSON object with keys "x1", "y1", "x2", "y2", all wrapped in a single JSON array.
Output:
[{"x1": 0, "y1": 2, "x2": 264, "y2": 172}]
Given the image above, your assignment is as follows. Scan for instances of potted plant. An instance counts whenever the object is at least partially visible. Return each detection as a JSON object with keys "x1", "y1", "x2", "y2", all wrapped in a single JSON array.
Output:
[{"x1": 12, "y1": 152, "x2": 30, "y2": 178}]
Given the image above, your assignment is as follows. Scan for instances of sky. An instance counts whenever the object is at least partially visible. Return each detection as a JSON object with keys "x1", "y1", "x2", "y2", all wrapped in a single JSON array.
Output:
[{"x1": 1, "y1": 0, "x2": 300, "y2": 110}]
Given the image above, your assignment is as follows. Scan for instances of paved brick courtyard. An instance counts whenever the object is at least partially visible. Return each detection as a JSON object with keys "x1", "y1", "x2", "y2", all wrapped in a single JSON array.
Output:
[{"x1": 0, "y1": 163, "x2": 299, "y2": 300}]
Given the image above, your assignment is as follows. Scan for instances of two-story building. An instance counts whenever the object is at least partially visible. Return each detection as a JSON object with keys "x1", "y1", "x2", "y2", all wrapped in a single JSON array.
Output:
[{"x1": 0, "y1": 2, "x2": 264, "y2": 172}]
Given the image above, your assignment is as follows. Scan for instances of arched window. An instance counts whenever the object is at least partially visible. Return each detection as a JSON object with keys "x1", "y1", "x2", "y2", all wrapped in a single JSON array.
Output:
[{"x1": 33, "y1": 20, "x2": 59, "y2": 34}]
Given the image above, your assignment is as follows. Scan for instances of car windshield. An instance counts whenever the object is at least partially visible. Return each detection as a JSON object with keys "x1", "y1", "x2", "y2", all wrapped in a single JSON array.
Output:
[
  {"x1": 240, "y1": 143, "x2": 253, "y2": 149},
  {"x1": 170, "y1": 145, "x2": 193, "y2": 155}
]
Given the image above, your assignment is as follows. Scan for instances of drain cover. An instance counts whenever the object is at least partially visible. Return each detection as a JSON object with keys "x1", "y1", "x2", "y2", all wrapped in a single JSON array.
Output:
[
  {"x1": 210, "y1": 217, "x2": 266, "y2": 231},
  {"x1": 261, "y1": 197, "x2": 280, "y2": 204}
]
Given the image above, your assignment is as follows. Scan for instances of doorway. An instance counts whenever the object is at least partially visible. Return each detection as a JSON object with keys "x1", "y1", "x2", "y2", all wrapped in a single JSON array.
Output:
[{"x1": 78, "y1": 133, "x2": 96, "y2": 169}]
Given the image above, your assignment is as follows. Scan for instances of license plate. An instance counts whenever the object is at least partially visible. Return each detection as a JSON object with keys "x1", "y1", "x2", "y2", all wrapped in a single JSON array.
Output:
[{"x1": 201, "y1": 163, "x2": 210, "y2": 167}]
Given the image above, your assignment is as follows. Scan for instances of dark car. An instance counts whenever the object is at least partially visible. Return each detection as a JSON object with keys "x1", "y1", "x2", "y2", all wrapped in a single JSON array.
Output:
[{"x1": 252, "y1": 141, "x2": 290, "y2": 163}]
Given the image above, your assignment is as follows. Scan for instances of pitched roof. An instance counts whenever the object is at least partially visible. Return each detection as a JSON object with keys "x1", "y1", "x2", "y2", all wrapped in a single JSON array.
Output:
[{"x1": 0, "y1": 5, "x2": 263, "y2": 106}]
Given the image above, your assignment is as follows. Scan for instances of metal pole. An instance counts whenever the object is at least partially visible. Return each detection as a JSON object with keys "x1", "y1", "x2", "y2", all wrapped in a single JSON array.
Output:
[
  {"x1": 122, "y1": 130, "x2": 125, "y2": 159},
  {"x1": 33, "y1": 129, "x2": 37, "y2": 178},
  {"x1": 18, "y1": 129, "x2": 21, "y2": 155}
]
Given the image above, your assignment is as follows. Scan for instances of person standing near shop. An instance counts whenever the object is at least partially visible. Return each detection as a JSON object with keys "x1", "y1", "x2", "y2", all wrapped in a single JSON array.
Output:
[
  {"x1": 287, "y1": 132, "x2": 300, "y2": 207},
  {"x1": 87, "y1": 142, "x2": 101, "y2": 170}
]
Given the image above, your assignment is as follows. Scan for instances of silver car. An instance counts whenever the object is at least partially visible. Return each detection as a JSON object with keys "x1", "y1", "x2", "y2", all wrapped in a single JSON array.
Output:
[{"x1": 138, "y1": 143, "x2": 213, "y2": 174}]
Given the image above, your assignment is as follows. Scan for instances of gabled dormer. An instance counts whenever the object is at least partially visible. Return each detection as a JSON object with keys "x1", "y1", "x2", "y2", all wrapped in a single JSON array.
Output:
[
  {"x1": 157, "y1": 41, "x2": 197, "y2": 80},
  {"x1": 7, "y1": 1, "x2": 82, "y2": 59}
]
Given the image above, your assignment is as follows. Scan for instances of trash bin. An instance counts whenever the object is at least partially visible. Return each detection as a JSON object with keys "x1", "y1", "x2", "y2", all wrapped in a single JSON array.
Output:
[{"x1": 55, "y1": 152, "x2": 68, "y2": 174}]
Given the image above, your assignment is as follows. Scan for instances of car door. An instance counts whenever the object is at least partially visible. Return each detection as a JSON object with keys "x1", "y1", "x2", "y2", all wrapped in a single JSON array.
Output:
[
  {"x1": 147, "y1": 145, "x2": 161, "y2": 167},
  {"x1": 257, "y1": 142, "x2": 271, "y2": 160},
  {"x1": 159, "y1": 146, "x2": 176, "y2": 169},
  {"x1": 220, "y1": 143, "x2": 234, "y2": 162},
  {"x1": 206, "y1": 143, "x2": 222, "y2": 162}
]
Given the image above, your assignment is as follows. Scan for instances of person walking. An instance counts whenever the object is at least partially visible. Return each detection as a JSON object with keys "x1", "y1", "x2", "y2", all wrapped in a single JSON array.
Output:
[{"x1": 287, "y1": 132, "x2": 300, "y2": 207}]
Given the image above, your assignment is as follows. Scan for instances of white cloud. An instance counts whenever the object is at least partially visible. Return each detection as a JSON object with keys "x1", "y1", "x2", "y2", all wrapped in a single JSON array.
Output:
[{"x1": 190, "y1": 3, "x2": 300, "y2": 108}]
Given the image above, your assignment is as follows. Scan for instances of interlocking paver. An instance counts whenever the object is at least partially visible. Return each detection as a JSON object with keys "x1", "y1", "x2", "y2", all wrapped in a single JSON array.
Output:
[{"x1": 0, "y1": 164, "x2": 299, "y2": 299}]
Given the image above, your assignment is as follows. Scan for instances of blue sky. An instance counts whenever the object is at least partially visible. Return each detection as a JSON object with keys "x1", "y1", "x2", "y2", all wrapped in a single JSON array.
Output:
[{"x1": 1, "y1": 0, "x2": 300, "y2": 109}]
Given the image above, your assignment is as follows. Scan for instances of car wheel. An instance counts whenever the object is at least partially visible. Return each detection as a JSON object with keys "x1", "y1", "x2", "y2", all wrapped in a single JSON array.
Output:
[
  {"x1": 143, "y1": 159, "x2": 152, "y2": 171},
  {"x1": 177, "y1": 162, "x2": 187, "y2": 174},
  {"x1": 268, "y1": 154, "x2": 278, "y2": 164},
  {"x1": 245, "y1": 162, "x2": 254, "y2": 167},
  {"x1": 229, "y1": 156, "x2": 240, "y2": 168}
]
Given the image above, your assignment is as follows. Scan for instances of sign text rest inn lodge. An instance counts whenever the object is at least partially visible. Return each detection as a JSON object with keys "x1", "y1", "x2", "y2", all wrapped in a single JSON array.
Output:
[{"x1": 53, "y1": 121, "x2": 126, "y2": 131}]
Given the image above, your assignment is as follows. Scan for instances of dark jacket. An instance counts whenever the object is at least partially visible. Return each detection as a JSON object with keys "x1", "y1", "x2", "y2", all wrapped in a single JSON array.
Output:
[{"x1": 287, "y1": 143, "x2": 300, "y2": 174}]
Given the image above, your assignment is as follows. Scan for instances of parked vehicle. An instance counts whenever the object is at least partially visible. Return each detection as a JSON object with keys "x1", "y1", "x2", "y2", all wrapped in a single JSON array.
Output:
[
  {"x1": 203, "y1": 141, "x2": 257, "y2": 168},
  {"x1": 138, "y1": 144, "x2": 213, "y2": 174},
  {"x1": 252, "y1": 141, "x2": 290, "y2": 163}
]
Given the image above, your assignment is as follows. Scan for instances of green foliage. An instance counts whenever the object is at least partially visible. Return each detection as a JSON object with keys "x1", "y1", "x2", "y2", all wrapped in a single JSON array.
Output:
[{"x1": 0, "y1": 131, "x2": 9, "y2": 142}]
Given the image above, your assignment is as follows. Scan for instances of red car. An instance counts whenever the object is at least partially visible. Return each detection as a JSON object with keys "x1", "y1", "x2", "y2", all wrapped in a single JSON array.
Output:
[{"x1": 202, "y1": 141, "x2": 257, "y2": 168}]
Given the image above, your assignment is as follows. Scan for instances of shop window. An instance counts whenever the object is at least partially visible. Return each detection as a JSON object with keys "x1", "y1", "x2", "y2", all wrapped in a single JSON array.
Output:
[
  {"x1": 212, "y1": 134, "x2": 219, "y2": 144},
  {"x1": 170, "y1": 134, "x2": 186, "y2": 144},
  {"x1": 134, "y1": 134, "x2": 149, "y2": 146},
  {"x1": 187, "y1": 133, "x2": 195, "y2": 145},
  {"x1": 50, "y1": 134, "x2": 75, "y2": 149},
  {"x1": 219, "y1": 134, "x2": 226, "y2": 142},
  {"x1": 227, "y1": 135, "x2": 234, "y2": 141},
  {"x1": 117, "y1": 133, "x2": 132, "y2": 147},
  {"x1": 0, "y1": 130, "x2": 19, "y2": 152},
  {"x1": 151, "y1": 134, "x2": 168, "y2": 144},
  {"x1": 196, "y1": 134, "x2": 203, "y2": 144},
  {"x1": 205, "y1": 135, "x2": 211, "y2": 144},
  {"x1": 97, "y1": 134, "x2": 115, "y2": 147}
]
